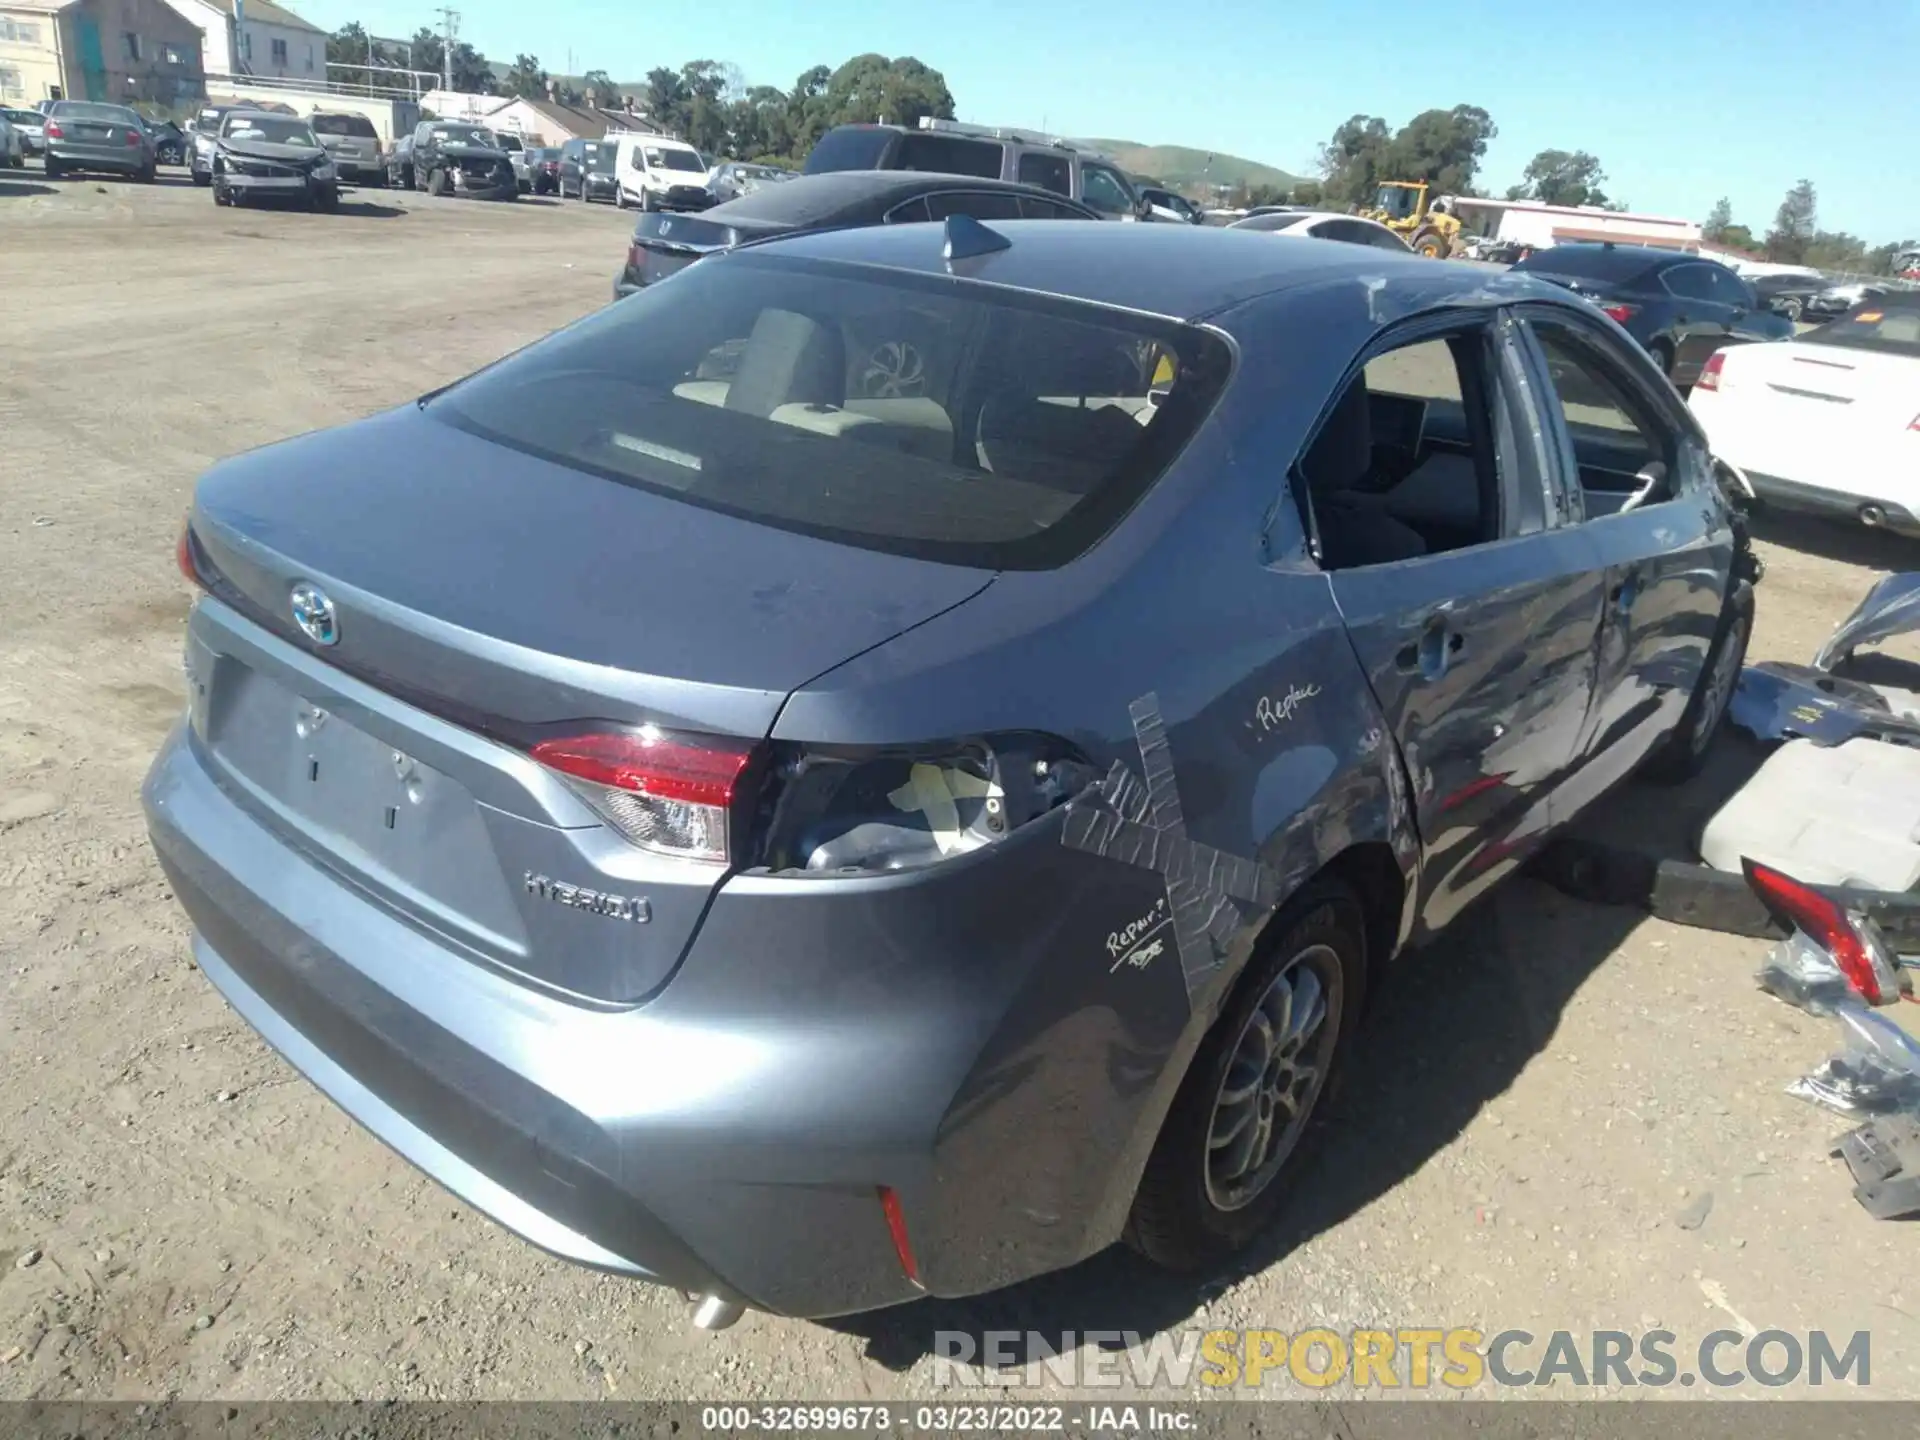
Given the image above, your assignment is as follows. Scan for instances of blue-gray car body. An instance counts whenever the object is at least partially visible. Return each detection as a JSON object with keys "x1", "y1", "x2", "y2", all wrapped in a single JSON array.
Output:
[{"x1": 143, "y1": 222, "x2": 1744, "y2": 1319}]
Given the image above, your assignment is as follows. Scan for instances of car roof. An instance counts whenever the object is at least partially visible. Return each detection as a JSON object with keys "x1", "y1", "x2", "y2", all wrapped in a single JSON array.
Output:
[
  {"x1": 706, "y1": 170, "x2": 1093, "y2": 225},
  {"x1": 1530, "y1": 242, "x2": 1699, "y2": 270},
  {"x1": 749, "y1": 219, "x2": 1543, "y2": 322}
]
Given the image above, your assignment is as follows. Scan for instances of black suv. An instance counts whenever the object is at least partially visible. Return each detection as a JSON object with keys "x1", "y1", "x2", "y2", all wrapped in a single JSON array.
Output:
[
  {"x1": 803, "y1": 118, "x2": 1154, "y2": 222},
  {"x1": 558, "y1": 137, "x2": 618, "y2": 202},
  {"x1": 1510, "y1": 244, "x2": 1793, "y2": 386},
  {"x1": 408, "y1": 120, "x2": 516, "y2": 200}
]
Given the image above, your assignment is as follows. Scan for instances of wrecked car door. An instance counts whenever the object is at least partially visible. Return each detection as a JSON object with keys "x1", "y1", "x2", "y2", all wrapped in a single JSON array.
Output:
[
  {"x1": 1519, "y1": 311, "x2": 1732, "y2": 805},
  {"x1": 1305, "y1": 317, "x2": 1606, "y2": 937}
]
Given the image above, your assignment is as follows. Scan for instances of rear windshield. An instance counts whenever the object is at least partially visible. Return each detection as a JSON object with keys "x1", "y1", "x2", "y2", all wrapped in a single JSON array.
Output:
[
  {"x1": 1803, "y1": 300, "x2": 1920, "y2": 358},
  {"x1": 431, "y1": 253, "x2": 1232, "y2": 568},
  {"x1": 803, "y1": 126, "x2": 895, "y2": 174},
  {"x1": 1512, "y1": 247, "x2": 1657, "y2": 283},
  {"x1": 51, "y1": 102, "x2": 139, "y2": 124},
  {"x1": 311, "y1": 113, "x2": 378, "y2": 139}
]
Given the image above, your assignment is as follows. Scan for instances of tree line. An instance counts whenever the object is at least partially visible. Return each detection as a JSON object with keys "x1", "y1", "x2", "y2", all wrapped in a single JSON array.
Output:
[
  {"x1": 321, "y1": 24, "x2": 953, "y2": 169},
  {"x1": 1706, "y1": 184, "x2": 1914, "y2": 276}
]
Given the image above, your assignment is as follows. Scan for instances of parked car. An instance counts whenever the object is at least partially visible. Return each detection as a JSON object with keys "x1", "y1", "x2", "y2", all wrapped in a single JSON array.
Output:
[
  {"x1": 309, "y1": 112, "x2": 384, "y2": 186},
  {"x1": 1750, "y1": 271, "x2": 1827, "y2": 323},
  {"x1": 41, "y1": 100, "x2": 155, "y2": 182},
  {"x1": 1510, "y1": 243, "x2": 1794, "y2": 386},
  {"x1": 0, "y1": 113, "x2": 22, "y2": 169},
  {"x1": 1, "y1": 106, "x2": 44, "y2": 155},
  {"x1": 491, "y1": 128, "x2": 527, "y2": 188},
  {"x1": 706, "y1": 160, "x2": 794, "y2": 204},
  {"x1": 385, "y1": 132, "x2": 415, "y2": 190},
  {"x1": 1141, "y1": 187, "x2": 1203, "y2": 224},
  {"x1": 145, "y1": 118, "x2": 186, "y2": 166},
  {"x1": 1804, "y1": 280, "x2": 1889, "y2": 322},
  {"x1": 409, "y1": 120, "x2": 516, "y2": 200},
  {"x1": 210, "y1": 111, "x2": 337, "y2": 211},
  {"x1": 558, "y1": 136, "x2": 618, "y2": 203},
  {"x1": 524, "y1": 146, "x2": 561, "y2": 195},
  {"x1": 615, "y1": 170, "x2": 1101, "y2": 299},
  {"x1": 612, "y1": 133, "x2": 714, "y2": 212},
  {"x1": 149, "y1": 219, "x2": 1753, "y2": 1329},
  {"x1": 804, "y1": 116, "x2": 1156, "y2": 222},
  {"x1": 189, "y1": 104, "x2": 265, "y2": 186},
  {"x1": 1690, "y1": 291, "x2": 1920, "y2": 535},
  {"x1": 1228, "y1": 209, "x2": 1412, "y2": 253}
]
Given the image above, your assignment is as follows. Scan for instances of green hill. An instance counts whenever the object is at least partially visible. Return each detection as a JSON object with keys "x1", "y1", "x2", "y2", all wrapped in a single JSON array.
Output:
[{"x1": 1080, "y1": 138, "x2": 1302, "y2": 194}]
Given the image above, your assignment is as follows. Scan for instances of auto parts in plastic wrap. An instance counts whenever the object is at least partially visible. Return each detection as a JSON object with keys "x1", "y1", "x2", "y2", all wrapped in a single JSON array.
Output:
[
  {"x1": 1786, "y1": 1000, "x2": 1920, "y2": 1118},
  {"x1": 1832, "y1": 1113, "x2": 1920, "y2": 1220}
]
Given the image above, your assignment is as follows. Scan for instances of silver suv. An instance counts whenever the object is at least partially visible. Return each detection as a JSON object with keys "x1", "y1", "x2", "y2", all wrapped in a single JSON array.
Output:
[{"x1": 803, "y1": 117, "x2": 1155, "y2": 222}]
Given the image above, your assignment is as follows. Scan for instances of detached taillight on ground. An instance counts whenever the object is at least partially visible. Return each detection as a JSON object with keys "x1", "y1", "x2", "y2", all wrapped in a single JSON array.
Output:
[
  {"x1": 1744, "y1": 858, "x2": 1904, "y2": 1006},
  {"x1": 529, "y1": 728, "x2": 754, "y2": 864},
  {"x1": 1601, "y1": 303, "x2": 1636, "y2": 325},
  {"x1": 1697, "y1": 351, "x2": 1727, "y2": 392}
]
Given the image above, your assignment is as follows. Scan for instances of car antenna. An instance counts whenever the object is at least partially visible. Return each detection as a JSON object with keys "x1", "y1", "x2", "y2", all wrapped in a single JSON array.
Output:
[{"x1": 944, "y1": 213, "x2": 1011, "y2": 267}]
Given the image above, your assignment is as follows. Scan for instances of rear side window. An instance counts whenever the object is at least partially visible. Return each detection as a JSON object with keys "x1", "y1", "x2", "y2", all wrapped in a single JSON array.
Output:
[
  {"x1": 432, "y1": 254, "x2": 1232, "y2": 569},
  {"x1": 1020, "y1": 196, "x2": 1092, "y2": 219},
  {"x1": 1017, "y1": 151, "x2": 1071, "y2": 195},
  {"x1": 892, "y1": 132, "x2": 1002, "y2": 179},
  {"x1": 1513, "y1": 248, "x2": 1657, "y2": 286},
  {"x1": 924, "y1": 190, "x2": 1023, "y2": 221},
  {"x1": 803, "y1": 126, "x2": 895, "y2": 174}
]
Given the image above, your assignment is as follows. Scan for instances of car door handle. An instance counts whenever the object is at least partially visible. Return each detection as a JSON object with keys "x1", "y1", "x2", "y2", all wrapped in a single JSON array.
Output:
[
  {"x1": 1610, "y1": 569, "x2": 1643, "y2": 612},
  {"x1": 1396, "y1": 620, "x2": 1464, "y2": 677}
]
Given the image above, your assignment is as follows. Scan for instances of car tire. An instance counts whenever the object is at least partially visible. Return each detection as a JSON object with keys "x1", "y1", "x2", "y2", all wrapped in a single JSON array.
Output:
[
  {"x1": 43, "y1": 158, "x2": 61, "y2": 180},
  {"x1": 190, "y1": 167, "x2": 209, "y2": 186},
  {"x1": 426, "y1": 168, "x2": 448, "y2": 197},
  {"x1": 1642, "y1": 580, "x2": 1755, "y2": 786},
  {"x1": 212, "y1": 183, "x2": 230, "y2": 207},
  {"x1": 1647, "y1": 339, "x2": 1676, "y2": 382},
  {"x1": 615, "y1": 186, "x2": 627, "y2": 209},
  {"x1": 1124, "y1": 878, "x2": 1367, "y2": 1273},
  {"x1": 313, "y1": 185, "x2": 338, "y2": 213}
]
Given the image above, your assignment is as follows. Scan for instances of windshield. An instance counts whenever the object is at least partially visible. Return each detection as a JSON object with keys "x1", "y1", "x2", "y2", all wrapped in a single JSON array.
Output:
[
  {"x1": 51, "y1": 102, "x2": 140, "y2": 124},
  {"x1": 431, "y1": 125, "x2": 495, "y2": 147},
  {"x1": 1373, "y1": 184, "x2": 1420, "y2": 220},
  {"x1": 311, "y1": 114, "x2": 378, "y2": 139},
  {"x1": 430, "y1": 253, "x2": 1232, "y2": 569},
  {"x1": 646, "y1": 146, "x2": 704, "y2": 173},
  {"x1": 1802, "y1": 301, "x2": 1920, "y2": 358},
  {"x1": 584, "y1": 145, "x2": 615, "y2": 172},
  {"x1": 223, "y1": 115, "x2": 318, "y2": 147},
  {"x1": 494, "y1": 133, "x2": 523, "y2": 151}
]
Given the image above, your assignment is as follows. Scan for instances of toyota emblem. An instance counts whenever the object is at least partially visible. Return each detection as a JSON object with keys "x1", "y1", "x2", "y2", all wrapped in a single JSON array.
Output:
[{"x1": 289, "y1": 582, "x2": 339, "y2": 646}]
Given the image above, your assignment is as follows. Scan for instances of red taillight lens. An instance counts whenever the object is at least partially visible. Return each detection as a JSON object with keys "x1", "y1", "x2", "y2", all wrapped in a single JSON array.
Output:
[
  {"x1": 877, "y1": 1186, "x2": 921, "y2": 1286},
  {"x1": 625, "y1": 242, "x2": 645, "y2": 277},
  {"x1": 1744, "y1": 859, "x2": 1890, "y2": 1005},
  {"x1": 176, "y1": 520, "x2": 203, "y2": 588},
  {"x1": 1697, "y1": 351, "x2": 1727, "y2": 392},
  {"x1": 529, "y1": 729, "x2": 753, "y2": 863},
  {"x1": 1601, "y1": 304, "x2": 1636, "y2": 324},
  {"x1": 125, "y1": 129, "x2": 142, "y2": 147},
  {"x1": 43, "y1": 121, "x2": 62, "y2": 140}
]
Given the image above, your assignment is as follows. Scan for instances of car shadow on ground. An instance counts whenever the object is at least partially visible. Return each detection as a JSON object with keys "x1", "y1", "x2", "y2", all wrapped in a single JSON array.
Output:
[
  {"x1": 0, "y1": 179, "x2": 54, "y2": 198},
  {"x1": 332, "y1": 199, "x2": 405, "y2": 219},
  {"x1": 822, "y1": 874, "x2": 1650, "y2": 1371},
  {"x1": 1750, "y1": 509, "x2": 1913, "y2": 574}
]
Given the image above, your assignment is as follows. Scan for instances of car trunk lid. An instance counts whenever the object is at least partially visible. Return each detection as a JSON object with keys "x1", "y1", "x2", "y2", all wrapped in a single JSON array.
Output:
[
  {"x1": 1700, "y1": 338, "x2": 1920, "y2": 482},
  {"x1": 623, "y1": 211, "x2": 782, "y2": 287},
  {"x1": 184, "y1": 407, "x2": 994, "y2": 1002}
]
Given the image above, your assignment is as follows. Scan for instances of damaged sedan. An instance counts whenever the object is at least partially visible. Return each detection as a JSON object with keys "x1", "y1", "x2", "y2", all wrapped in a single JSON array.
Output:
[
  {"x1": 210, "y1": 111, "x2": 338, "y2": 211},
  {"x1": 144, "y1": 220, "x2": 1752, "y2": 1327}
]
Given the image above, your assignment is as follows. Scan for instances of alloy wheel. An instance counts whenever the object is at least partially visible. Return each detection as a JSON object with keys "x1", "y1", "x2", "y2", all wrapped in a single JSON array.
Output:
[{"x1": 1204, "y1": 944, "x2": 1342, "y2": 1212}]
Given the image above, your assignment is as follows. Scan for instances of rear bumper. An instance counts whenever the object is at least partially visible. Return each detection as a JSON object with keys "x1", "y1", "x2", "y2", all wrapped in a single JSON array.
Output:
[
  {"x1": 47, "y1": 143, "x2": 145, "y2": 173},
  {"x1": 142, "y1": 701, "x2": 1185, "y2": 1317},
  {"x1": 1745, "y1": 471, "x2": 1920, "y2": 534}
]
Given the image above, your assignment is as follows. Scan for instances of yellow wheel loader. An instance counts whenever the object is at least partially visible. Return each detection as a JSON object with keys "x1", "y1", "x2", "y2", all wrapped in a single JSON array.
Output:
[{"x1": 1359, "y1": 181, "x2": 1463, "y2": 258}]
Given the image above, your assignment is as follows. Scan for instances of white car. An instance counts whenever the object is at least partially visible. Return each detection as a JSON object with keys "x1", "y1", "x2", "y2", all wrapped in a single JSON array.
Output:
[
  {"x1": 1689, "y1": 296, "x2": 1920, "y2": 534},
  {"x1": 613, "y1": 133, "x2": 714, "y2": 212},
  {"x1": 1226, "y1": 209, "x2": 1412, "y2": 253}
]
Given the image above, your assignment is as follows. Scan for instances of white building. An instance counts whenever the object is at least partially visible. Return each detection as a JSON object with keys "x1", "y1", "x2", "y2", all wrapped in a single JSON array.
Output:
[
  {"x1": 160, "y1": 0, "x2": 324, "y2": 83},
  {"x1": 418, "y1": 86, "x2": 656, "y2": 146}
]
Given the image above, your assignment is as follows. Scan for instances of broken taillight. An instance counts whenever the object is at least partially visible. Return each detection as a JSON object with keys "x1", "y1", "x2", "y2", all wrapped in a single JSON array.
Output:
[
  {"x1": 877, "y1": 1186, "x2": 921, "y2": 1286},
  {"x1": 1697, "y1": 351, "x2": 1727, "y2": 392},
  {"x1": 529, "y1": 728, "x2": 754, "y2": 864},
  {"x1": 1744, "y1": 859, "x2": 1902, "y2": 1005}
]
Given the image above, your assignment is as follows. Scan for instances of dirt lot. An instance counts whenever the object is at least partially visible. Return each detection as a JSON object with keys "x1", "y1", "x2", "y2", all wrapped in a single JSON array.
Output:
[{"x1": 2, "y1": 165, "x2": 1917, "y2": 1403}]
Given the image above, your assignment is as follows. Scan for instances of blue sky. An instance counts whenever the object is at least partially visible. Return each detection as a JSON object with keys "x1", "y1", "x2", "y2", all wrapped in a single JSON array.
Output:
[{"x1": 304, "y1": 0, "x2": 1917, "y2": 242}]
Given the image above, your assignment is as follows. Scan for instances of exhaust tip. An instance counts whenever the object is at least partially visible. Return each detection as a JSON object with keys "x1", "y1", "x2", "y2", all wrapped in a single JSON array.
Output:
[
  {"x1": 692, "y1": 1294, "x2": 747, "y2": 1331},
  {"x1": 1861, "y1": 504, "x2": 1887, "y2": 527}
]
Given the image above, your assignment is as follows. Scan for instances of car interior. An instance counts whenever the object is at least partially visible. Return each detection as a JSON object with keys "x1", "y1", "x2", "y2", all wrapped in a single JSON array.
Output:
[
  {"x1": 1294, "y1": 333, "x2": 1504, "y2": 569},
  {"x1": 1529, "y1": 323, "x2": 1674, "y2": 518}
]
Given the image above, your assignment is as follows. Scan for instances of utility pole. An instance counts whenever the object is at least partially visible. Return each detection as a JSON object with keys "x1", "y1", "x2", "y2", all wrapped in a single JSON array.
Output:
[{"x1": 435, "y1": 7, "x2": 459, "y2": 92}]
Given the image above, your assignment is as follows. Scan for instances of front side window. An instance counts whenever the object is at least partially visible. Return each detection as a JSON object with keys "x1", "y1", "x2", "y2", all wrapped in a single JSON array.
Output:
[
  {"x1": 1079, "y1": 164, "x2": 1133, "y2": 216},
  {"x1": 430, "y1": 253, "x2": 1232, "y2": 569},
  {"x1": 1527, "y1": 320, "x2": 1672, "y2": 516},
  {"x1": 1017, "y1": 151, "x2": 1070, "y2": 196}
]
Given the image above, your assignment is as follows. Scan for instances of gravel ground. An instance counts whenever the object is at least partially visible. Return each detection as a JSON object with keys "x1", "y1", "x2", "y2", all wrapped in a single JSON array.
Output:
[{"x1": 1, "y1": 165, "x2": 1916, "y2": 1403}]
